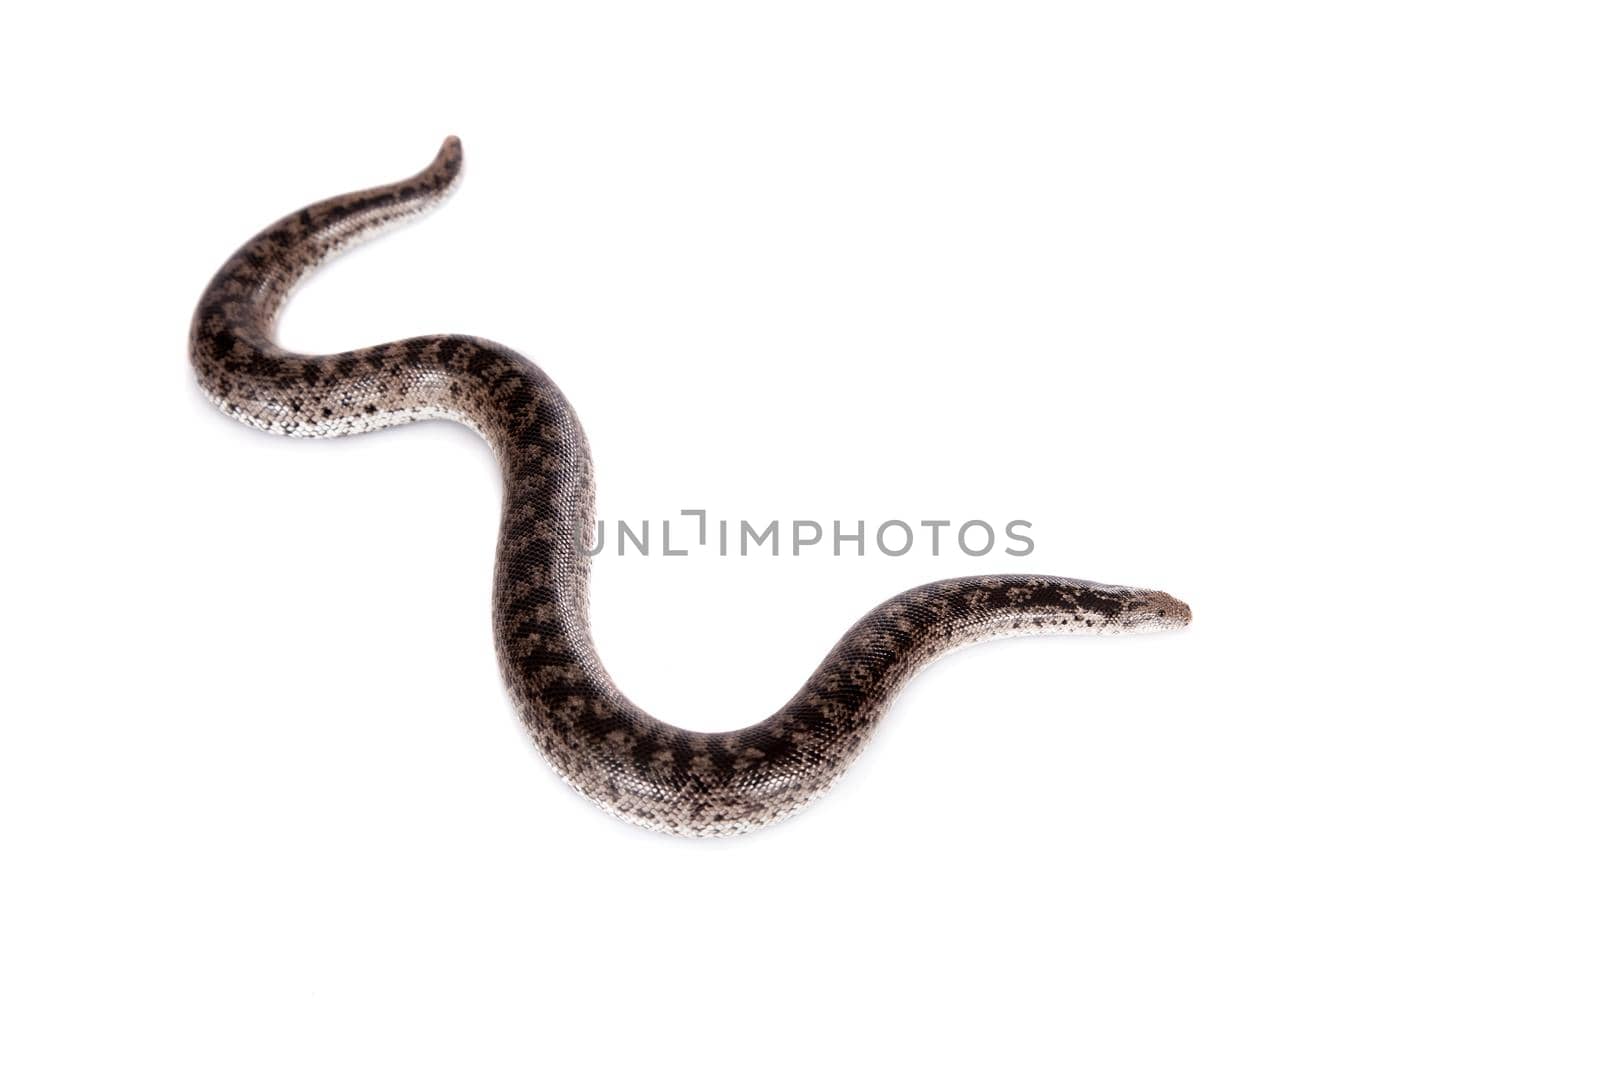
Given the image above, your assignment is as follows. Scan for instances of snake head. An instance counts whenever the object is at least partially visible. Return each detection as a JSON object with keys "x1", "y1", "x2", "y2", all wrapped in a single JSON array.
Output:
[
  {"x1": 1124, "y1": 589, "x2": 1191, "y2": 632},
  {"x1": 1055, "y1": 581, "x2": 1191, "y2": 634}
]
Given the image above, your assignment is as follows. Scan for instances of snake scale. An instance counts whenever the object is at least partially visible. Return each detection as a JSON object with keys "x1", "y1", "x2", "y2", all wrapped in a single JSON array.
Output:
[{"x1": 189, "y1": 137, "x2": 1191, "y2": 836}]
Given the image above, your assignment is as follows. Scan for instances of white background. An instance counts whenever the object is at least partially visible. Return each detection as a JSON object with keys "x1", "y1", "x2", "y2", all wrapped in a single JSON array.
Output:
[{"x1": 3, "y1": 2, "x2": 1596, "y2": 1063}]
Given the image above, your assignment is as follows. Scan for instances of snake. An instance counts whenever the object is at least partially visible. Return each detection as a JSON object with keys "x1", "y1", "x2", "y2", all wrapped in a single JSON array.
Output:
[{"x1": 189, "y1": 137, "x2": 1191, "y2": 837}]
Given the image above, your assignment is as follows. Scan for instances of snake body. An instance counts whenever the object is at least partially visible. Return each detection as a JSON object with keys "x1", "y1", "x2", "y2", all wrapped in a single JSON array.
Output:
[{"x1": 190, "y1": 138, "x2": 1190, "y2": 836}]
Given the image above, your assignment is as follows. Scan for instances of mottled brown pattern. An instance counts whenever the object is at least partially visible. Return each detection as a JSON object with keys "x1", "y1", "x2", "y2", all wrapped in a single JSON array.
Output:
[{"x1": 189, "y1": 138, "x2": 1191, "y2": 836}]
